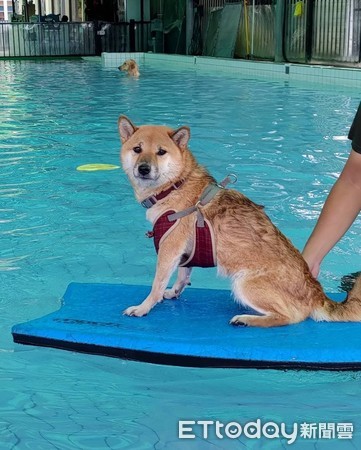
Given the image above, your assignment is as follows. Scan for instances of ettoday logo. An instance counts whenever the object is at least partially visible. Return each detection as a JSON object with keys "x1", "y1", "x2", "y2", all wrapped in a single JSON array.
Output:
[
  {"x1": 179, "y1": 420, "x2": 298, "y2": 444},
  {"x1": 178, "y1": 420, "x2": 354, "y2": 444}
]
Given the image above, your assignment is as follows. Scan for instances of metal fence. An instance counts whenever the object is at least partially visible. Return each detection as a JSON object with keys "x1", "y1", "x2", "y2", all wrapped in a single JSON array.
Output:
[
  {"x1": 199, "y1": 0, "x2": 225, "y2": 42},
  {"x1": 311, "y1": 0, "x2": 361, "y2": 64},
  {"x1": 0, "y1": 20, "x2": 151, "y2": 58},
  {"x1": 284, "y1": 0, "x2": 361, "y2": 64},
  {"x1": 0, "y1": 22, "x2": 95, "y2": 57},
  {"x1": 200, "y1": 0, "x2": 361, "y2": 66},
  {"x1": 235, "y1": 4, "x2": 275, "y2": 60},
  {"x1": 284, "y1": 0, "x2": 308, "y2": 62},
  {"x1": 1, "y1": 2, "x2": 361, "y2": 65}
]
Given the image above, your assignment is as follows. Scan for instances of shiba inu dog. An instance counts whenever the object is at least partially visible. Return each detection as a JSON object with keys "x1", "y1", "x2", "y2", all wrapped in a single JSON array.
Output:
[
  {"x1": 118, "y1": 59, "x2": 140, "y2": 77},
  {"x1": 118, "y1": 115, "x2": 361, "y2": 327}
]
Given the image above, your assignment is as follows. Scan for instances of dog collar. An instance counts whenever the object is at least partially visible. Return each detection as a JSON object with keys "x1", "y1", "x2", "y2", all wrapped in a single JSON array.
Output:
[{"x1": 141, "y1": 180, "x2": 184, "y2": 209}]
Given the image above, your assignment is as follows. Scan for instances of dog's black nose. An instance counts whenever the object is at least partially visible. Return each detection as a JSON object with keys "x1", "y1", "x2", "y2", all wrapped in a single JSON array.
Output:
[{"x1": 138, "y1": 163, "x2": 151, "y2": 176}]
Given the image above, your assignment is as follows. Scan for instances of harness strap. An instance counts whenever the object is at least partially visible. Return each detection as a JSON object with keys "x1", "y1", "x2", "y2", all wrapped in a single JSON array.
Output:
[{"x1": 167, "y1": 174, "x2": 237, "y2": 224}]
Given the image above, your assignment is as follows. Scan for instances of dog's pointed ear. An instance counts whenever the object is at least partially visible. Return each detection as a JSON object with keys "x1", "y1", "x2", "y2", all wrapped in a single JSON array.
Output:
[
  {"x1": 118, "y1": 115, "x2": 137, "y2": 142},
  {"x1": 118, "y1": 116, "x2": 138, "y2": 144},
  {"x1": 170, "y1": 126, "x2": 190, "y2": 150},
  {"x1": 118, "y1": 116, "x2": 137, "y2": 143}
]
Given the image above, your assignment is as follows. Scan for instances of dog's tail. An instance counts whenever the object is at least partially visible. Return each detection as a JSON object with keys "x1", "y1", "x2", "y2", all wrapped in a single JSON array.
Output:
[{"x1": 312, "y1": 274, "x2": 361, "y2": 322}]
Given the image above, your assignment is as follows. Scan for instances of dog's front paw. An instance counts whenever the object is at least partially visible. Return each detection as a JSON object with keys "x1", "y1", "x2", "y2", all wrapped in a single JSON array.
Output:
[{"x1": 123, "y1": 305, "x2": 150, "y2": 317}]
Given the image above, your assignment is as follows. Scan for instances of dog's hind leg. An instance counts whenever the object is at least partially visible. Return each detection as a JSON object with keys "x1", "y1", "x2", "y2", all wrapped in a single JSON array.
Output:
[
  {"x1": 230, "y1": 312, "x2": 291, "y2": 328},
  {"x1": 229, "y1": 275, "x2": 307, "y2": 328},
  {"x1": 164, "y1": 267, "x2": 192, "y2": 299}
]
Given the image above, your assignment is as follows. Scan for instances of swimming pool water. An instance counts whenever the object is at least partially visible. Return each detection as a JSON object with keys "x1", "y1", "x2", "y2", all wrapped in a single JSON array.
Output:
[{"x1": 0, "y1": 58, "x2": 360, "y2": 449}]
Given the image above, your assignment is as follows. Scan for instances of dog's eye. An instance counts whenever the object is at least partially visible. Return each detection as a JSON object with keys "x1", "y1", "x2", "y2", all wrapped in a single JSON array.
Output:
[
  {"x1": 133, "y1": 146, "x2": 142, "y2": 154},
  {"x1": 157, "y1": 149, "x2": 167, "y2": 156}
]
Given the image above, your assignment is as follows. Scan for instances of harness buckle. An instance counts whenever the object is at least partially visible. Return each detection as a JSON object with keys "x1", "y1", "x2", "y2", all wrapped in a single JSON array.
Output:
[
  {"x1": 227, "y1": 173, "x2": 238, "y2": 184},
  {"x1": 218, "y1": 173, "x2": 238, "y2": 188},
  {"x1": 141, "y1": 196, "x2": 157, "y2": 208}
]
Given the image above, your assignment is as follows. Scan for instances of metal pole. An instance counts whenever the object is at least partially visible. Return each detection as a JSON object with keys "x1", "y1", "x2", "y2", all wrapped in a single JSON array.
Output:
[
  {"x1": 140, "y1": 0, "x2": 144, "y2": 50},
  {"x1": 250, "y1": 0, "x2": 255, "y2": 58},
  {"x1": 37, "y1": 0, "x2": 42, "y2": 20},
  {"x1": 129, "y1": 18, "x2": 136, "y2": 51},
  {"x1": 275, "y1": 0, "x2": 286, "y2": 62},
  {"x1": 68, "y1": 0, "x2": 72, "y2": 21},
  {"x1": 305, "y1": 0, "x2": 314, "y2": 62},
  {"x1": 186, "y1": 0, "x2": 193, "y2": 55}
]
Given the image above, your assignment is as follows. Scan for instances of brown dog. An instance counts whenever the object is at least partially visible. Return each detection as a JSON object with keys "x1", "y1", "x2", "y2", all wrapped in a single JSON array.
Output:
[
  {"x1": 118, "y1": 115, "x2": 361, "y2": 327},
  {"x1": 118, "y1": 59, "x2": 140, "y2": 77}
]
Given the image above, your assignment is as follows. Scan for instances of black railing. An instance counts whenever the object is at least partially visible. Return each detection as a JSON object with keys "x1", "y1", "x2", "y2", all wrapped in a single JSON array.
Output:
[{"x1": 0, "y1": 21, "x2": 151, "y2": 58}]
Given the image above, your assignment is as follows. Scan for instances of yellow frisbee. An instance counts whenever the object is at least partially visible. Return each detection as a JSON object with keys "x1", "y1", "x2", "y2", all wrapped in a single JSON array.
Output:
[{"x1": 76, "y1": 163, "x2": 120, "y2": 172}]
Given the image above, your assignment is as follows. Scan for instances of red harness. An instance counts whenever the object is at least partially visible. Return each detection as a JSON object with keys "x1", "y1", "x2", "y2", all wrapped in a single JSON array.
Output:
[
  {"x1": 149, "y1": 210, "x2": 217, "y2": 268},
  {"x1": 142, "y1": 177, "x2": 237, "y2": 268}
]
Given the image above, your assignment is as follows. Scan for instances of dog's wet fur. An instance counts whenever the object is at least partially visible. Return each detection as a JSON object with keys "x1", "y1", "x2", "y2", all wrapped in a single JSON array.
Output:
[
  {"x1": 118, "y1": 115, "x2": 361, "y2": 327},
  {"x1": 118, "y1": 59, "x2": 140, "y2": 77}
]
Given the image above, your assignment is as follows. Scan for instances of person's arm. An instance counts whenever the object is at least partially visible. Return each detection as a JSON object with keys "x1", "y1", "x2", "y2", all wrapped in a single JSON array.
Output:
[{"x1": 303, "y1": 149, "x2": 361, "y2": 277}]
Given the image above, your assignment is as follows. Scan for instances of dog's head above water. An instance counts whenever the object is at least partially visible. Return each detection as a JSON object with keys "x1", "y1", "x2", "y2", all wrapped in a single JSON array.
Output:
[
  {"x1": 118, "y1": 59, "x2": 140, "y2": 77},
  {"x1": 118, "y1": 115, "x2": 193, "y2": 198}
]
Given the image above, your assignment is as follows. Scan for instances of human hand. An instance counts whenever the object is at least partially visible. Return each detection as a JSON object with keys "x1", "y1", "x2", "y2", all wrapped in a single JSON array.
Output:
[
  {"x1": 302, "y1": 253, "x2": 320, "y2": 278},
  {"x1": 307, "y1": 260, "x2": 320, "y2": 279}
]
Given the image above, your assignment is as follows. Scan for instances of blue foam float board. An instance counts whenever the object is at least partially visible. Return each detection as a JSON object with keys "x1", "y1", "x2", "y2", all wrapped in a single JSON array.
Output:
[{"x1": 11, "y1": 283, "x2": 361, "y2": 369}]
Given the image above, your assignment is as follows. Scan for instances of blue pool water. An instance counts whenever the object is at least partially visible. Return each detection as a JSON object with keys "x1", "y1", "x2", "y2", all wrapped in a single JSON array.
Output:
[{"x1": 0, "y1": 58, "x2": 360, "y2": 449}]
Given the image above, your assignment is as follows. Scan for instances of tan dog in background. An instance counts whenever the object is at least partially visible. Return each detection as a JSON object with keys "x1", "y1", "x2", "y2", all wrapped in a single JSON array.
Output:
[
  {"x1": 118, "y1": 59, "x2": 140, "y2": 77},
  {"x1": 118, "y1": 115, "x2": 361, "y2": 327}
]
